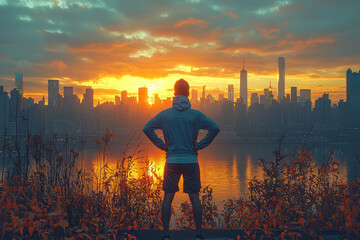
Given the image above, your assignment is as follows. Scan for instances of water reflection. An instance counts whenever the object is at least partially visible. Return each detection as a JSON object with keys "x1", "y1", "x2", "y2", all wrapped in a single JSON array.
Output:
[{"x1": 84, "y1": 142, "x2": 358, "y2": 209}]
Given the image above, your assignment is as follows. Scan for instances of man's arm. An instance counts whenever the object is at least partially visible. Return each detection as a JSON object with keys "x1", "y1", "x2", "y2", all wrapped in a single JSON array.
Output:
[
  {"x1": 143, "y1": 113, "x2": 166, "y2": 150},
  {"x1": 197, "y1": 112, "x2": 220, "y2": 150}
]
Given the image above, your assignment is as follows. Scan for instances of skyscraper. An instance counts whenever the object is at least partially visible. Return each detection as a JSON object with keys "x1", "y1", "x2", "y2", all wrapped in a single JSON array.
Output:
[
  {"x1": 251, "y1": 93, "x2": 259, "y2": 105},
  {"x1": 346, "y1": 69, "x2": 360, "y2": 128},
  {"x1": 228, "y1": 84, "x2": 234, "y2": 102},
  {"x1": 346, "y1": 68, "x2": 360, "y2": 103},
  {"x1": 202, "y1": 85, "x2": 206, "y2": 99},
  {"x1": 115, "y1": 95, "x2": 120, "y2": 105},
  {"x1": 191, "y1": 89, "x2": 198, "y2": 103},
  {"x1": 291, "y1": 87, "x2": 297, "y2": 104},
  {"x1": 48, "y1": 79, "x2": 59, "y2": 107},
  {"x1": 240, "y1": 59, "x2": 248, "y2": 108},
  {"x1": 278, "y1": 57, "x2": 285, "y2": 101},
  {"x1": 138, "y1": 87, "x2": 148, "y2": 105},
  {"x1": 121, "y1": 90, "x2": 127, "y2": 104},
  {"x1": 63, "y1": 86, "x2": 73, "y2": 98},
  {"x1": 83, "y1": 88, "x2": 94, "y2": 109},
  {"x1": 15, "y1": 73, "x2": 23, "y2": 96}
]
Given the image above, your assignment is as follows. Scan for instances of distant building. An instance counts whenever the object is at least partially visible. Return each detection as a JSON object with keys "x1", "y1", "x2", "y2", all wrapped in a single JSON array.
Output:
[
  {"x1": 48, "y1": 79, "x2": 59, "y2": 107},
  {"x1": 218, "y1": 93, "x2": 224, "y2": 102},
  {"x1": 202, "y1": 86, "x2": 206, "y2": 99},
  {"x1": 138, "y1": 87, "x2": 148, "y2": 105},
  {"x1": 277, "y1": 57, "x2": 285, "y2": 101},
  {"x1": 240, "y1": 59, "x2": 248, "y2": 108},
  {"x1": 251, "y1": 93, "x2": 259, "y2": 106},
  {"x1": 291, "y1": 87, "x2": 297, "y2": 104},
  {"x1": 191, "y1": 89, "x2": 198, "y2": 102},
  {"x1": 228, "y1": 84, "x2": 234, "y2": 102},
  {"x1": 346, "y1": 69, "x2": 360, "y2": 128},
  {"x1": 0, "y1": 87, "x2": 9, "y2": 134},
  {"x1": 314, "y1": 93, "x2": 332, "y2": 129},
  {"x1": 115, "y1": 95, "x2": 120, "y2": 105},
  {"x1": 63, "y1": 86, "x2": 73, "y2": 98},
  {"x1": 15, "y1": 73, "x2": 23, "y2": 96},
  {"x1": 154, "y1": 94, "x2": 161, "y2": 105},
  {"x1": 299, "y1": 89, "x2": 311, "y2": 102},
  {"x1": 121, "y1": 90, "x2": 127, "y2": 104},
  {"x1": 346, "y1": 69, "x2": 360, "y2": 103},
  {"x1": 83, "y1": 88, "x2": 94, "y2": 110}
]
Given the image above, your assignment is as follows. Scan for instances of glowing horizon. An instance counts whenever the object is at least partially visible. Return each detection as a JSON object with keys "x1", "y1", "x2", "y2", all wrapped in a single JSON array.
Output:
[{"x1": 1, "y1": 0, "x2": 359, "y2": 105}]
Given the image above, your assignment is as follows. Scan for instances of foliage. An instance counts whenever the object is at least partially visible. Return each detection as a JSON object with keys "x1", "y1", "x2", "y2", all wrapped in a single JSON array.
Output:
[
  {"x1": 0, "y1": 132, "x2": 359, "y2": 239},
  {"x1": 222, "y1": 143, "x2": 360, "y2": 239}
]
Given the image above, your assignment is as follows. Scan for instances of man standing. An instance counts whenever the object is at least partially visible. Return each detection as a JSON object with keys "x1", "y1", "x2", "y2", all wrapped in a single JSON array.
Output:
[{"x1": 143, "y1": 79, "x2": 220, "y2": 240}]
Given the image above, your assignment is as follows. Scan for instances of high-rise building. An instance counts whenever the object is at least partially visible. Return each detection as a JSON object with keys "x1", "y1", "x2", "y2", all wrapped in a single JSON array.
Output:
[
  {"x1": 346, "y1": 69, "x2": 360, "y2": 128},
  {"x1": 240, "y1": 59, "x2": 248, "y2": 108},
  {"x1": 82, "y1": 88, "x2": 94, "y2": 110},
  {"x1": 218, "y1": 93, "x2": 224, "y2": 102},
  {"x1": 202, "y1": 86, "x2": 206, "y2": 99},
  {"x1": 48, "y1": 79, "x2": 59, "y2": 107},
  {"x1": 121, "y1": 90, "x2": 128, "y2": 104},
  {"x1": 251, "y1": 93, "x2": 259, "y2": 105},
  {"x1": 15, "y1": 73, "x2": 23, "y2": 96},
  {"x1": 299, "y1": 89, "x2": 311, "y2": 102},
  {"x1": 63, "y1": 86, "x2": 73, "y2": 98},
  {"x1": 346, "y1": 69, "x2": 360, "y2": 103},
  {"x1": 154, "y1": 94, "x2": 161, "y2": 105},
  {"x1": 138, "y1": 87, "x2": 148, "y2": 105},
  {"x1": 115, "y1": 95, "x2": 120, "y2": 105},
  {"x1": 228, "y1": 84, "x2": 234, "y2": 102},
  {"x1": 278, "y1": 57, "x2": 285, "y2": 101},
  {"x1": 191, "y1": 89, "x2": 198, "y2": 102},
  {"x1": 291, "y1": 87, "x2": 297, "y2": 104}
]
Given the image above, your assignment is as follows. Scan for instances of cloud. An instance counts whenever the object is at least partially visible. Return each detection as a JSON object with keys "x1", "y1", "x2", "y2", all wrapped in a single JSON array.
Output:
[
  {"x1": 0, "y1": 0, "x2": 359, "y2": 103},
  {"x1": 173, "y1": 17, "x2": 210, "y2": 28}
]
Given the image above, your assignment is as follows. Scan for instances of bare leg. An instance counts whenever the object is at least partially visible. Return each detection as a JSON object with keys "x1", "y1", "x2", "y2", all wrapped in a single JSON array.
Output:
[
  {"x1": 188, "y1": 193, "x2": 203, "y2": 235},
  {"x1": 162, "y1": 192, "x2": 175, "y2": 236}
]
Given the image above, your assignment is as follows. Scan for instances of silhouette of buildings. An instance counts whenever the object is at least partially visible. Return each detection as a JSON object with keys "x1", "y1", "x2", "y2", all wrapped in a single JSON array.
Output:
[
  {"x1": 138, "y1": 87, "x2": 148, "y2": 106},
  {"x1": 0, "y1": 67, "x2": 359, "y2": 142},
  {"x1": 121, "y1": 90, "x2": 127, "y2": 104},
  {"x1": 83, "y1": 88, "x2": 94, "y2": 110},
  {"x1": 278, "y1": 57, "x2": 285, "y2": 101},
  {"x1": 291, "y1": 87, "x2": 297, "y2": 104},
  {"x1": 48, "y1": 80, "x2": 59, "y2": 107},
  {"x1": 299, "y1": 89, "x2": 311, "y2": 102},
  {"x1": 346, "y1": 69, "x2": 360, "y2": 128},
  {"x1": 15, "y1": 73, "x2": 23, "y2": 96},
  {"x1": 240, "y1": 59, "x2": 248, "y2": 108},
  {"x1": 228, "y1": 84, "x2": 234, "y2": 102}
]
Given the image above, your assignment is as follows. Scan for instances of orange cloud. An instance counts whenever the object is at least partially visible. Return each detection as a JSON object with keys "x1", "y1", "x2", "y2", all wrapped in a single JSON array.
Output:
[
  {"x1": 173, "y1": 17, "x2": 210, "y2": 28},
  {"x1": 222, "y1": 9, "x2": 238, "y2": 19},
  {"x1": 258, "y1": 27, "x2": 280, "y2": 39}
]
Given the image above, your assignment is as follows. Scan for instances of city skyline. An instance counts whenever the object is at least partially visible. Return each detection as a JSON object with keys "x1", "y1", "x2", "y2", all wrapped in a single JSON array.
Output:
[
  {"x1": 0, "y1": 66, "x2": 355, "y2": 106},
  {"x1": 1, "y1": 0, "x2": 359, "y2": 104}
]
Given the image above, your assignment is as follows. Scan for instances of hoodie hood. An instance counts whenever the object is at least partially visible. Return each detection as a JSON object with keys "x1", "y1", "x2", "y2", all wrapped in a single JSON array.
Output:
[{"x1": 172, "y1": 95, "x2": 191, "y2": 111}]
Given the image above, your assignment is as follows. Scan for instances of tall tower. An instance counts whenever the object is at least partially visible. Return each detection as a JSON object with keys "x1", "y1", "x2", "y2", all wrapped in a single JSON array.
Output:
[
  {"x1": 291, "y1": 87, "x2": 297, "y2": 104},
  {"x1": 138, "y1": 87, "x2": 148, "y2": 105},
  {"x1": 48, "y1": 79, "x2": 59, "y2": 107},
  {"x1": 228, "y1": 84, "x2": 234, "y2": 102},
  {"x1": 278, "y1": 57, "x2": 285, "y2": 101},
  {"x1": 240, "y1": 58, "x2": 248, "y2": 108},
  {"x1": 15, "y1": 73, "x2": 23, "y2": 96},
  {"x1": 121, "y1": 90, "x2": 128, "y2": 104}
]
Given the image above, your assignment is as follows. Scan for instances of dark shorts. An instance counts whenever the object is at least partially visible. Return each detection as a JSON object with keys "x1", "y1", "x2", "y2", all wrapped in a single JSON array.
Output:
[{"x1": 163, "y1": 163, "x2": 201, "y2": 193}]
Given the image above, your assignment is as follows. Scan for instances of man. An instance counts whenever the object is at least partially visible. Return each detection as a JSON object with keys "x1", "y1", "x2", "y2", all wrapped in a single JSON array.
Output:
[{"x1": 143, "y1": 79, "x2": 220, "y2": 240}]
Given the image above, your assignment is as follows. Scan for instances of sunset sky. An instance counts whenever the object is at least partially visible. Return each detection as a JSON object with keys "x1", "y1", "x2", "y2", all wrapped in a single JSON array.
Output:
[{"x1": 0, "y1": 0, "x2": 359, "y2": 104}]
